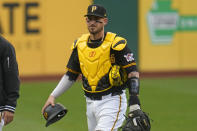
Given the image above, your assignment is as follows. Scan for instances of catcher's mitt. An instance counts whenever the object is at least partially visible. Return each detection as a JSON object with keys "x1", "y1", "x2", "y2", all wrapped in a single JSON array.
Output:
[{"x1": 122, "y1": 109, "x2": 151, "y2": 131}]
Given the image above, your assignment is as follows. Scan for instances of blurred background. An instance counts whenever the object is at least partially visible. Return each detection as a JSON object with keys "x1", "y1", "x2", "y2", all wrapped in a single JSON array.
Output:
[{"x1": 1, "y1": 0, "x2": 197, "y2": 131}]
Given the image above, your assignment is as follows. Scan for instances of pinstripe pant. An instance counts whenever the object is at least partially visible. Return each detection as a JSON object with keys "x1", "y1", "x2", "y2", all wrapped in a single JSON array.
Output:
[{"x1": 86, "y1": 90, "x2": 127, "y2": 131}]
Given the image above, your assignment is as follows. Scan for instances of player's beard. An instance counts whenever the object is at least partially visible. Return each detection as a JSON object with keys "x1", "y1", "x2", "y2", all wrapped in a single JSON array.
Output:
[{"x1": 88, "y1": 25, "x2": 103, "y2": 35}]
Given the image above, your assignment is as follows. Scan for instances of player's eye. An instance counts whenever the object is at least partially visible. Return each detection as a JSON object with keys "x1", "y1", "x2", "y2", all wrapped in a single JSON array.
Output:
[{"x1": 87, "y1": 17, "x2": 102, "y2": 23}]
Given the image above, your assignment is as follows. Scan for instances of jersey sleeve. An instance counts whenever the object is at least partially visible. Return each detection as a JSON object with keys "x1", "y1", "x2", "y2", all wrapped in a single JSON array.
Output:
[
  {"x1": 111, "y1": 44, "x2": 138, "y2": 74},
  {"x1": 2, "y1": 41, "x2": 20, "y2": 112},
  {"x1": 66, "y1": 47, "x2": 81, "y2": 74}
]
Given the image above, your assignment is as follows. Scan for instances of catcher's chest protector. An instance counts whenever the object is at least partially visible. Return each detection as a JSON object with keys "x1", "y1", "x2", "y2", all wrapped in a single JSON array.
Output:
[{"x1": 77, "y1": 32, "x2": 116, "y2": 92}]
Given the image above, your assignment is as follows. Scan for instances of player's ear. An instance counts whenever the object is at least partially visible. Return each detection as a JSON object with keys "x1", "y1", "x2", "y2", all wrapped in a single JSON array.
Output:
[
  {"x1": 103, "y1": 18, "x2": 108, "y2": 26},
  {"x1": 85, "y1": 17, "x2": 88, "y2": 22}
]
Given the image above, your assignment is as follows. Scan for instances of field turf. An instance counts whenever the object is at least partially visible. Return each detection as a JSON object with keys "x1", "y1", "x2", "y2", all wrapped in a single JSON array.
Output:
[{"x1": 3, "y1": 77, "x2": 197, "y2": 131}]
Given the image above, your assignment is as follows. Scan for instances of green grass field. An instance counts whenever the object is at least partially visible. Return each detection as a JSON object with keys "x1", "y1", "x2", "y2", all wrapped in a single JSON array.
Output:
[{"x1": 3, "y1": 77, "x2": 197, "y2": 131}]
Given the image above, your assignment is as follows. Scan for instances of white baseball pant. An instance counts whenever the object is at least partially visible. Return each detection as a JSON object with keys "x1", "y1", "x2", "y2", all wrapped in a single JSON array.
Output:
[{"x1": 86, "y1": 90, "x2": 127, "y2": 131}]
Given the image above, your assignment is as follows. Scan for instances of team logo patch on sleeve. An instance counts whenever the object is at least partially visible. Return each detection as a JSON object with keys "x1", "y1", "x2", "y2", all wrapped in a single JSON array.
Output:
[{"x1": 124, "y1": 53, "x2": 134, "y2": 62}]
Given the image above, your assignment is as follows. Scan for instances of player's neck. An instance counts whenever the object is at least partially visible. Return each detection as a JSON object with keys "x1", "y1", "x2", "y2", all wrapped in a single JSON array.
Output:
[{"x1": 90, "y1": 30, "x2": 104, "y2": 41}]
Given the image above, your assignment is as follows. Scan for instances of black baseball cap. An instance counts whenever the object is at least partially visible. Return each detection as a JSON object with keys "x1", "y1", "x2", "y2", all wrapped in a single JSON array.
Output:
[{"x1": 85, "y1": 4, "x2": 107, "y2": 18}]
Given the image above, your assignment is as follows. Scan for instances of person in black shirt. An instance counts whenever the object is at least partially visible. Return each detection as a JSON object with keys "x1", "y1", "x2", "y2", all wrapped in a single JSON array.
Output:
[{"x1": 0, "y1": 35, "x2": 20, "y2": 131}]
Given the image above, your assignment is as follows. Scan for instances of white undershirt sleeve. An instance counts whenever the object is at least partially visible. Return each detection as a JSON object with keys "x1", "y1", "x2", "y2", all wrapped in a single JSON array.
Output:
[{"x1": 51, "y1": 74, "x2": 74, "y2": 98}]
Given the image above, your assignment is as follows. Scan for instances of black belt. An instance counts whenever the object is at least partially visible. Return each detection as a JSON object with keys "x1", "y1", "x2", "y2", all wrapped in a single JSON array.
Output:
[{"x1": 86, "y1": 90, "x2": 123, "y2": 100}]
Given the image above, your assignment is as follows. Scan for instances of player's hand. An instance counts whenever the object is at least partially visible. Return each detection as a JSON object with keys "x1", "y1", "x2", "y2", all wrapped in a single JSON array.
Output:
[
  {"x1": 42, "y1": 95, "x2": 55, "y2": 114},
  {"x1": 2, "y1": 111, "x2": 14, "y2": 125}
]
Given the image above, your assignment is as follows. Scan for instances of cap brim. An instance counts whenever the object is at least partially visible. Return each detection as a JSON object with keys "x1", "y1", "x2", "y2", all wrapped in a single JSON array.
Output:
[{"x1": 84, "y1": 13, "x2": 106, "y2": 18}]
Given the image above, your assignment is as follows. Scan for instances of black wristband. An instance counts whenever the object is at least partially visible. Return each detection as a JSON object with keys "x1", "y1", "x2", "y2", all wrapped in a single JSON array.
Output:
[
  {"x1": 129, "y1": 95, "x2": 141, "y2": 106},
  {"x1": 128, "y1": 77, "x2": 139, "y2": 95}
]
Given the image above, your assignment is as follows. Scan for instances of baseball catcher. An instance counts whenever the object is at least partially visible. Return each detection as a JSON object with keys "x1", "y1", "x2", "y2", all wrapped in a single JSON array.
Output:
[{"x1": 42, "y1": 4, "x2": 151, "y2": 131}]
